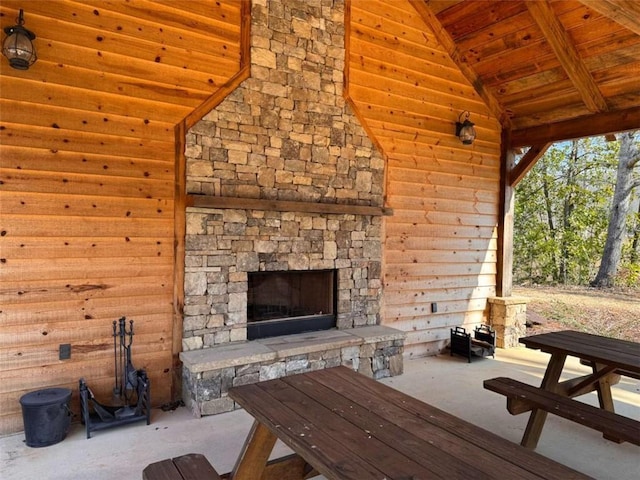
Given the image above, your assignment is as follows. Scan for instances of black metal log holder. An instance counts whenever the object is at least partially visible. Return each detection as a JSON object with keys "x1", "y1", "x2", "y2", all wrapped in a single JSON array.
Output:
[
  {"x1": 450, "y1": 325, "x2": 496, "y2": 363},
  {"x1": 79, "y1": 317, "x2": 151, "y2": 438}
]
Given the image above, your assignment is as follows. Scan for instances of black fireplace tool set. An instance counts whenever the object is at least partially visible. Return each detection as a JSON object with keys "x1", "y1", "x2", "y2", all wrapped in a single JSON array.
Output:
[{"x1": 79, "y1": 317, "x2": 150, "y2": 438}]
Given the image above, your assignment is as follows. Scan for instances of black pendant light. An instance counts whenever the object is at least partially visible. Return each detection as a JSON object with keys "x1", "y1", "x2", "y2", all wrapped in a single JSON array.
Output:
[
  {"x1": 455, "y1": 111, "x2": 476, "y2": 145},
  {"x1": 2, "y1": 9, "x2": 37, "y2": 70}
]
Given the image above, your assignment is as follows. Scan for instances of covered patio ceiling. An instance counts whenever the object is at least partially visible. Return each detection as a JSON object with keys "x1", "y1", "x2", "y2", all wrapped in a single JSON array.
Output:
[{"x1": 413, "y1": 0, "x2": 640, "y2": 147}]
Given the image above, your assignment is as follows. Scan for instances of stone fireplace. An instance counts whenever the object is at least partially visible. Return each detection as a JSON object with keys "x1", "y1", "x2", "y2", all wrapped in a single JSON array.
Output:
[{"x1": 179, "y1": 0, "x2": 405, "y2": 417}]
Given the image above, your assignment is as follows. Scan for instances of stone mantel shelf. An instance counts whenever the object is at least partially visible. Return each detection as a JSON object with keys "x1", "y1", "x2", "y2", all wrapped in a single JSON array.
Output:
[{"x1": 186, "y1": 194, "x2": 393, "y2": 216}]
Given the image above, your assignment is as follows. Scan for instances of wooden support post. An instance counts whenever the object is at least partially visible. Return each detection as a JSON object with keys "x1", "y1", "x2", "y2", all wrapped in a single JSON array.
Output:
[
  {"x1": 497, "y1": 129, "x2": 515, "y2": 297},
  {"x1": 172, "y1": 121, "x2": 187, "y2": 402}
]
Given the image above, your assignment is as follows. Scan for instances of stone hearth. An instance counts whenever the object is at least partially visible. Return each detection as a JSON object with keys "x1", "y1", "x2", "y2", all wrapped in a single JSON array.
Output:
[{"x1": 180, "y1": 326, "x2": 405, "y2": 416}]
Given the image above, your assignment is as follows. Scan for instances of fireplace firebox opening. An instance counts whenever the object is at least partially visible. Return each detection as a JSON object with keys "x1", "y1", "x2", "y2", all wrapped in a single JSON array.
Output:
[{"x1": 247, "y1": 270, "x2": 337, "y2": 340}]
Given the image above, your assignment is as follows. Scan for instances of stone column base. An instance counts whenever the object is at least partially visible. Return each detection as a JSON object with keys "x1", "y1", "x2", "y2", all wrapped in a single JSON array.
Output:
[{"x1": 488, "y1": 296, "x2": 529, "y2": 348}]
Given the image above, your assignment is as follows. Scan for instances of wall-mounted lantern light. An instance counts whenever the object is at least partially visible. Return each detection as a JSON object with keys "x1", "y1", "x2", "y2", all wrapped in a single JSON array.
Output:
[
  {"x1": 455, "y1": 111, "x2": 476, "y2": 145},
  {"x1": 2, "y1": 9, "x2": 37, "y2": 70}
]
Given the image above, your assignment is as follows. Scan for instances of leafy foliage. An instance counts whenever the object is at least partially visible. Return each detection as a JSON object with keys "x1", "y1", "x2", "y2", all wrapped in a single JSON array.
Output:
[{"x1": 514, "y1": 136, "x2": 639, "y2": 286}]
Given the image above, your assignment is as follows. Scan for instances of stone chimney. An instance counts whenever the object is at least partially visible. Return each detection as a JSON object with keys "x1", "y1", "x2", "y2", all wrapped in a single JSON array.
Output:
[{"x1": 182, "y1": 0, "x2": 386, "y2": 351}]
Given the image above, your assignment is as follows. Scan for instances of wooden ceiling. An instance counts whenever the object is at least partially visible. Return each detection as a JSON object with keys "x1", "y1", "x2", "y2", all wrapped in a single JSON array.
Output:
[{"x1": 413, "y1": 0, "x2": 640, "y2": 147}]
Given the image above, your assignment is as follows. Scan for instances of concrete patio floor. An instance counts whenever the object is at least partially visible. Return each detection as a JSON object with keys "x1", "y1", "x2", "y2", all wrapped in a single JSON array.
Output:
[{"x1": 1, "y1": 346, "x2": 638, "y2": 480}]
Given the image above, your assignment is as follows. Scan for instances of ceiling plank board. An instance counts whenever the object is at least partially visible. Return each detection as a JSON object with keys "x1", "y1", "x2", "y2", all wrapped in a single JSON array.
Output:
[
  {"x1": 408, "y1": 0, "x2": 510, "y2": 128},
  {"x1": 580, "y1": 0, "x2": 640, "y2": 36},
  {"x1": 526, "y1": 0, "x2": 608, "y2": 113},
  {"x1": 510, "y1": 106, "x2": 640, "y2": 148}
]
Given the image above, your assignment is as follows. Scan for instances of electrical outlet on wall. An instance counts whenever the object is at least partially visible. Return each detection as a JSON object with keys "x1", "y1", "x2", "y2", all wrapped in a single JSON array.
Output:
[{"x1": 59, "y1": 344, "x2": 71, "y2": 360}]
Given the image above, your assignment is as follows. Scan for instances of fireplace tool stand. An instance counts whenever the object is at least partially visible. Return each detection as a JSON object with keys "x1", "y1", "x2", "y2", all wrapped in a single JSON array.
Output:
[{"x1": 79, "y1": 317, "x2": 151, "y2": 438}]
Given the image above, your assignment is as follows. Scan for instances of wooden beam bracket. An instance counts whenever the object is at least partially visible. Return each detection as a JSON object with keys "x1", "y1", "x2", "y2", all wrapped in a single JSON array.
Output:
[{"x1": 508, "y1": 143, "x2": 551, "y2": 187}]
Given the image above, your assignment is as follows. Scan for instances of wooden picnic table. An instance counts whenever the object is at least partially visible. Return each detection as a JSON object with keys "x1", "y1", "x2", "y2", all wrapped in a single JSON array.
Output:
[
  {"x1": 485, "y1": 330, "x2": 640, "y2": 450},
  {"x1": 227, "y1": 365, "x2": 592, "y2": 479}
]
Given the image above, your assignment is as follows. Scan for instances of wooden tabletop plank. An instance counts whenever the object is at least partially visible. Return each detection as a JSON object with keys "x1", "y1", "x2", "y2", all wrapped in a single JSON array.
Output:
[
  {"x1": 537, "y1": 331, "x2": 639, "y2": 356},
  {"x1": 256, "y1": 377, "x2": 440, "y2": 479},
  {"x1": 301, "y1": 370, "x2": 555, "y2": 480},
  {"x1": 229, "y1": 367, "x2": 593, "y2": 480},
  {"x1": 522, "y1": 331, "x2": 638, "y2": 353},
  {"x1": 283, "y1": 371, "x2": 524, "y2": 480},
  {"x1": 283, "y1": 376, "x2": 491, "y2": 479},
  {"x1": 228, "y1": 382, "x2": 389, "y2": 480},
  {"x1": 519, "y1": 331, "x2": 640, "y2": 373},
  {"x1": 313, "y1": 367, "x2": 593, "y2": 480}
]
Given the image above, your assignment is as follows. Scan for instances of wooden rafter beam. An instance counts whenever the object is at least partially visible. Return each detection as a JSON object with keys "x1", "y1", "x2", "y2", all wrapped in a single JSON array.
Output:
[
  {"x1": 526, "y1": 1, "x2": 608, "y2": 113},
  {"x1": 580, "y1": 0, "x2": 640, "y2": 35},
  {"x1": 510, "y1": 106, "x2": 640, "y2": 148},
  {"x1": 409, "y1": 0, "x2": 510, "y2": 128},
  {"x1": 509, "y1": 143, "x2": 551, "y2": 187}
]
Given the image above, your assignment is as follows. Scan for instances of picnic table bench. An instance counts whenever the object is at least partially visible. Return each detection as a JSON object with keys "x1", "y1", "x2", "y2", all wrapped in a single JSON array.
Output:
[
  {"x1": 484, "y1": 377, "x2": 640, "y2": 446},
  {"x1": 143, "y1": 452, "x2": 310, "y2": 480},
  {"x1": 485, "y1": 330, "x2": 640, "y2": 449},
  {"x1": 143, "y1": 453, "x2": 221, "y2": 480}
]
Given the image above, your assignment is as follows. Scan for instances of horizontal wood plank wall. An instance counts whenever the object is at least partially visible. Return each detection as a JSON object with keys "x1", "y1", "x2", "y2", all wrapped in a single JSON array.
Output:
[
  {"x1": 348, "y1": 0, "x2": 502, "y2": 357},
  {"x1": 0, "y1": 0, "x2": 242, "y2": 434}
]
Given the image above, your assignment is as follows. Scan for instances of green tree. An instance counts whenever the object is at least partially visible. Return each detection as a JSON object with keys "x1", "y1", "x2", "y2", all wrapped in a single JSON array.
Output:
[
  {"x1": 592, "y1": 131, "x2": 640, "y2": 287},
  {"x1": 514, "y1": 137, "x2": 618, "y2": 285}
]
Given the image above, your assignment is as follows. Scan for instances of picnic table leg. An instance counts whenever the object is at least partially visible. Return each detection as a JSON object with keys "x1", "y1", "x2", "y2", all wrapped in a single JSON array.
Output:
[
  {"x1": 592, "y1": 362, "x2": 616, "y2": 411},
  {"x1": 229, "y1": 420, "x2": 277, "y2": 480},
  {"x1": 521, "y1": 352, "x2": 567, "y2": 449},
  {"x1": 592, "y1": 362, "x2": 623, "y2": 443}
]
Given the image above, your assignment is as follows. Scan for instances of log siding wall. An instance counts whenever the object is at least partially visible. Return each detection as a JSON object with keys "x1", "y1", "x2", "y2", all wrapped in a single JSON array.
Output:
[
  {"x1": 1, "y1": 0, "x2": 504, "y2": 435},
  {"x1": 0, "y1": 0, "x2": 242, "y2": 434},
  {"x1": 348, "y1": 0, "x2": 502, "y2": 356}
]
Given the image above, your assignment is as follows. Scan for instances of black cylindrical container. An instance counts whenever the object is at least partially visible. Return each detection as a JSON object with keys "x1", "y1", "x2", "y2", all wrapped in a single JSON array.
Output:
[{"x1": 19, "y1": 388, "x2": 72, "y2": 447}]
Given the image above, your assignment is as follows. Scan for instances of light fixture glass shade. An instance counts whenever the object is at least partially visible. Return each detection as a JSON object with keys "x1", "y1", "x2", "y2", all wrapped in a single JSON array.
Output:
[
  {"x1": 458, "y1": 120, "x2": 476, "y2": 144},
  {"x1": 2, "y1": 10, "x2": 37, "y2": 70},
  {"x1": 455, "y1": 111, "x2": 476, "y2": 145}
]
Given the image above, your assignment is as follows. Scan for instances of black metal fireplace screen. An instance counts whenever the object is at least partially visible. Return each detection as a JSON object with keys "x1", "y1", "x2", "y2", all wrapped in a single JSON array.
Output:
[{"x1": 247, "y1": 269, "x2": 337, "y2": 340}]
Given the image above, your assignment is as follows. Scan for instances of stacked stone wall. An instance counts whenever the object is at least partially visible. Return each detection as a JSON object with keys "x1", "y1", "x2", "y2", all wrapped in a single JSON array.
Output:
[
  {"x1": 182, "y1": 0, "x2": 386, "y2": 349},
  {"x1": 183, "y1": 208, "x2": 382, "y2": 349},
  {"x1": 185, "y1": 0, "x2": 384, "y2": 206}
]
